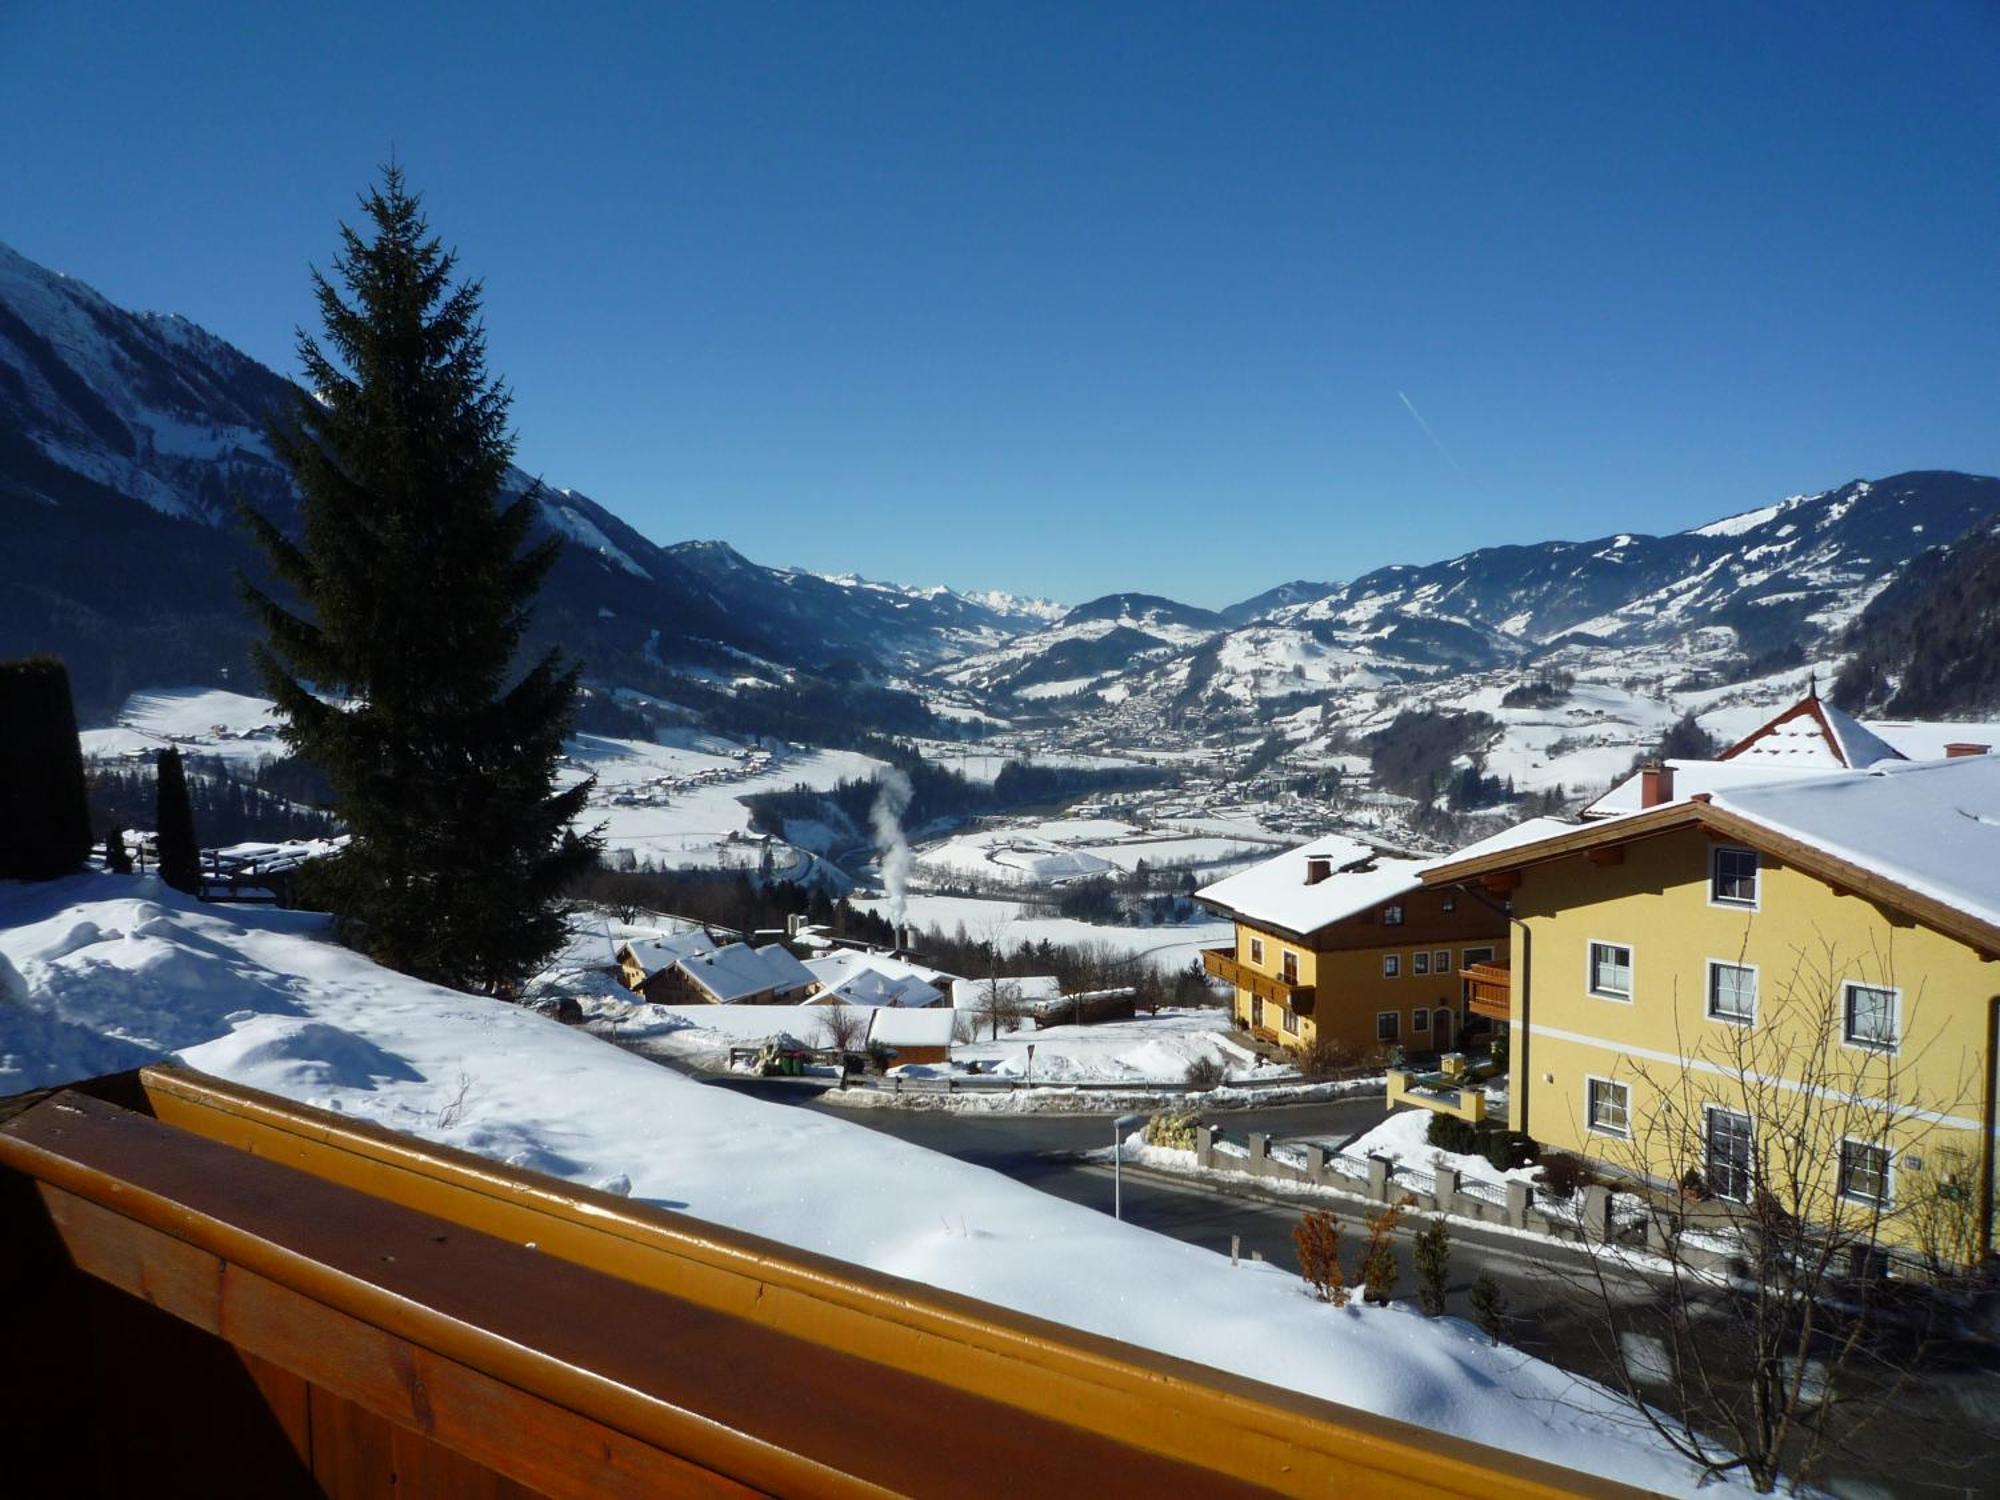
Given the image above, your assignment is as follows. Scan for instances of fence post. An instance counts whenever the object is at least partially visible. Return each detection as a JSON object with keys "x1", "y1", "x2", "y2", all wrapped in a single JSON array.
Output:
[
  {"x1": 1506, "y1": 1180, "x2": 1533, "y2": 1229},
  {"x1": 1581, "y1": 1185, "x2": 1613, "y2": 1244},
  {"x1": 1304, "y1": 1143, "x2": 1327, "y2": 1184},
  {"x1": 1248, "y1": 1133, "x2": 1270, "y2": 1177},
  {"x1": 1433, "y1": 1166, "x2": 1459, "y2": 1212},
  {"x1": 1367, "y1": 1154, "x2": 1391, "y2": 1200},
  {"x1": 1196, "y1": 1124, "x2": 1218, "y2": 1170}
]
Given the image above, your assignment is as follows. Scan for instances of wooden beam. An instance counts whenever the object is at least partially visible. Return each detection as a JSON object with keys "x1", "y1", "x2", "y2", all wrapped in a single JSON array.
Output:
[{"x1": 1584, "y1": 846, "x2": 1624, "y2": 867}]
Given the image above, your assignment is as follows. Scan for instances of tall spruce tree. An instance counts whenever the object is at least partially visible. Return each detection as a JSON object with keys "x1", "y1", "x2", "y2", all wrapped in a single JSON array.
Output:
[
  {"x1": 242, "y1": 169, "x2": 594, "y2": 994},
  {"x1": 0, "y1": 657, "x2": 93, "y2": 880},
  {"x1": 155, "y1": 747, "x2": 201, "y2": 894}
]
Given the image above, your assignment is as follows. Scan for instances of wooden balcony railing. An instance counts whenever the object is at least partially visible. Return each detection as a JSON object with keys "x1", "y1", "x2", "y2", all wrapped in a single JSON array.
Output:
[
  {"x1": 0, "y1": 1064, "x2": 1640, "y2": 1498},
  {"x1": 1202, "y1": 947, "x2": 1315, "y2": 1015},
  {"x1": 1461, "y1": 959, "x2": 1512, "y2": 1022}
]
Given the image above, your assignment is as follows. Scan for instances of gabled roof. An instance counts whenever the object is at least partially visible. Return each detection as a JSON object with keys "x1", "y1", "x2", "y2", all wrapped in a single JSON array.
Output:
[
  {"x1": 867, "y1": 1007, "x2": 958, "y2": 1049},
  {"x1": 1718, "y1": 693, "x2": 1904, "y2": 771},
  {"x1": 1196, "y1": 823, "x2": 1569, "y2": 941},
  {"x1": 1423, "y1": 757, "x2": 2000, "y2": 958},
  {"x1": 675, "y1": 942, "x2": 815, "y2": 1003},
  {"x1": 618, "y1": 929, "x2": 718, "y2": 979},
  {"x1": 805, "y1": 951, "x2": 944, "y2": 1009}
]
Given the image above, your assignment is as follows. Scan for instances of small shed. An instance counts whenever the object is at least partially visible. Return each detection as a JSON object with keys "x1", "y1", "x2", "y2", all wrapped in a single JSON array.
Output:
[{"x1": 867, "y1": 1007, "x2": 957, "y2": 1068}]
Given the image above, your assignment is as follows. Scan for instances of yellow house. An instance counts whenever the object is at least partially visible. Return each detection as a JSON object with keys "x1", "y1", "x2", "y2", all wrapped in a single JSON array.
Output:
[
  {"x1": 1197, "y1": 836, "x2": 1509, "y2": 1060},
  {"x1": 1423, "y1": 754, "x2": 2000, "y2": 1267}
]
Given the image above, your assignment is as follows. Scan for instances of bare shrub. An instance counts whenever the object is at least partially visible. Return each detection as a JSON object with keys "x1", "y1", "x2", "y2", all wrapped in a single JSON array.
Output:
[
  {"x1": 1183, "y1": 1054, "x2": 1225, "y2": 1092},
  {"x1": 1293, "y1": 1209, "x2": 1348, "y2": 1305}
]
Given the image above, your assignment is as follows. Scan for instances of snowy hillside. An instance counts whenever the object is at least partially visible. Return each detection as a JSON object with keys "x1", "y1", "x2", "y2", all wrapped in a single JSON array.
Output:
[{"x1": 0, "y1": 871, "x2": 1720, "y2": 1492}]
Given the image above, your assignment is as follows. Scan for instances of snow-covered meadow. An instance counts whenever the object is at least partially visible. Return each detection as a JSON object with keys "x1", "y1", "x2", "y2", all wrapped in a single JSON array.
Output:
[{"x1": 0, "y1": 872, "x2": 1719, "y2": 1491}]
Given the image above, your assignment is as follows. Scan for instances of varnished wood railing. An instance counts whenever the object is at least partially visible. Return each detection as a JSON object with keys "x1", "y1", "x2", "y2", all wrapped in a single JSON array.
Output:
[{"x1": 0, "y1": 1065, "x2": 1641, "y2": 1498}]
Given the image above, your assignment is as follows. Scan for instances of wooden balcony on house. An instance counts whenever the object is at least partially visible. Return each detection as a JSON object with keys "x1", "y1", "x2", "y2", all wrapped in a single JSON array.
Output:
[
  {"x1": 0, "y1": 1063, "x2": 1644, "y2": 1499},
  {"x1": 1202, "y1": 946, "x2": 1315, "y2": 1015},
  {"x1": 1461, "y1": 959, "x2": 1512, "y2": 1021}
]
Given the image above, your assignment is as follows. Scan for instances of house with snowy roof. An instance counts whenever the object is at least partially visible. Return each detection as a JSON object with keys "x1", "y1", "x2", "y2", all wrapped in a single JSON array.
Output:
[
  {"x1": 640, "y1": 941, "x2": 818, "y2": 1006},
  {"x1": 1583, "y1": 687, "x2": 1995, "y2": 819},
  {"x1": 1423, "y1": 752, "x2": 2000, "y2": 1268},
  {"x1": 803, "y1": 949, "x2": 950, "y2": 1009},
  {"x1": 1195, "y1": 833, "x2": 1512, "y2": 1061},
  {"x1": 614, "y1": 930, "x2": 721, "y2": 998}
]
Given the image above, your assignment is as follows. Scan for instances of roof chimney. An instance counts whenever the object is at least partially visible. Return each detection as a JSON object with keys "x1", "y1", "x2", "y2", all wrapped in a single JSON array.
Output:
[
  {"x1": 1944, "y1": 742, "x2": 1990, "y2": 759},
  {"x1": 1639, "y1": 762, "x2": 1675, "y2": 809},
  {"x1": 1305, "y1": 856, "x2": 1332, "y2": 886}
]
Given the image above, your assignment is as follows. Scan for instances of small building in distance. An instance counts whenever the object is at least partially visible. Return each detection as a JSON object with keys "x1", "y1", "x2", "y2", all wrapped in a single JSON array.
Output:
[
  {"x1": 640, "y1": 942, "x2": 818, "y2": 1006},
  {"x1": 804, "y1": 949, "x2": 952, "y2": 1009},
  {"x1": 614, "y1": 930, "x2": 720, "y2": 999},
  {"x1": 867, "y1": 1007, "x2": 958, "y2": 1067}
]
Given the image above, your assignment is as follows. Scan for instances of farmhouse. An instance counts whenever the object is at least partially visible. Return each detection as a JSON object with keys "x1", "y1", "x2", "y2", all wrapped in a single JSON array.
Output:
[
  {"x1": 640, "y1": 942, "x2": 817, "y2": 1006},
  {"x1": 803, "y1": 949, "x2": 952, "y2": 1009},
  {"x1": 614, "y1": 930, "x2": 720, "y2": 997}
]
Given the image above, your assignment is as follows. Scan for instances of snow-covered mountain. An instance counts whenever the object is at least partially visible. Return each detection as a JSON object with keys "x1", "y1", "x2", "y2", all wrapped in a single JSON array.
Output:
[
  {"x1": 940, "y1": 591, "x2": 1228, "y2": 700},
  {"x1": 0, "y1": 238, "x2": 1057, "y2": 718}
]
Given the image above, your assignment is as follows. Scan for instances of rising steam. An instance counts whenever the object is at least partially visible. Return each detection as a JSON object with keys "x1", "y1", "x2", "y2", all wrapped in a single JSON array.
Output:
[{"x1": 870, "y1": 768, "x2": 914, "y2": 927}]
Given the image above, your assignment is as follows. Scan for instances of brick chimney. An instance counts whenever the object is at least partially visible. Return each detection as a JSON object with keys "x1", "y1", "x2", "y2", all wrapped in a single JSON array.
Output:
[
  {"x1": 1638, "y1": 762, "x2": 1675, "y2": 809},
  {"x1": 1305, "y1": 856, "x2": 1332, "y2": 886},
  {"x1": 1944, "y1": 742, "x2": 1989, "y2": 759}
]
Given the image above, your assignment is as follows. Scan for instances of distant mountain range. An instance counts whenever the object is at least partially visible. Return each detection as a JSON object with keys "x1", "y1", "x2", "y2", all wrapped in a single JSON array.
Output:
[{"x1": 4, "y1": 236, "x2": 1997, "y2": 732}]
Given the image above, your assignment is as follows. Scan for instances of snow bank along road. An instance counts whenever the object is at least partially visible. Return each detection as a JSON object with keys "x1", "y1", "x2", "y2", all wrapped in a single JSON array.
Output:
[{"x1": 0, "y1": 873, "x2": 1729, "y2": 1493}]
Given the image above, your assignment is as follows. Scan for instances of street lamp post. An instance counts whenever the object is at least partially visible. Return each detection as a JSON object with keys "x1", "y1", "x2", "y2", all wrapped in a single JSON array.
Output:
[{"x1": 1113, "y1": 1112, "x2": 1145, "y2": 1221}]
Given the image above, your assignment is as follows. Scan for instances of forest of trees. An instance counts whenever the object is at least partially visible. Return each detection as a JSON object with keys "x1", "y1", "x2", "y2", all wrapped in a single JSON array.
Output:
[
  {"x1": 86, "y1": 754, "x2": 342, "y2": 847},
  {"x1": 1833, "y1": 518, "x2": 2000, "y2": 717}
]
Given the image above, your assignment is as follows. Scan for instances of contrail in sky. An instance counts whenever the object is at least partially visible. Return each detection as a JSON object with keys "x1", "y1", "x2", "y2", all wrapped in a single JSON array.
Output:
[{"x1": 1397, "y1": 391, "x2": 1465, "y2": 477}]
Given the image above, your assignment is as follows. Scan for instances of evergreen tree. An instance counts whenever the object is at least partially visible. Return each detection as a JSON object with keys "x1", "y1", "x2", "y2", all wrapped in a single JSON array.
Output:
[
  {"x1": 155, "y1": 747, "x2": 201, "y2": 894},
  {"x1": 1413, "y1": 1215, "x2": 1451, "y2": 1317},
  {"x1": 105, "y1": 827, "x2": 133, "y2": 874},
  {"x1": 241, "y1": 169, "x2": 594, "y2": 994},
  {"x1": 0, "y1": 657, "x2": 93, "y2": 881}
]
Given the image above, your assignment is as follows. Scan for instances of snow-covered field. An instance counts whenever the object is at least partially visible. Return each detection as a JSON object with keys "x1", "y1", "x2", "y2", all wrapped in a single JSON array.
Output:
[
  {"x1": 0, "y1": 872, "x2": 1717, "y2": 1489},
  {"x1": 858, "y1": 892, "x2": 1233, "y2": 972},
  {"x1": 952, "y1": 1007, "x2": 1271, "y2": 1084},
  {"x1": 79, "y1": 685, "x2": 288, "y2": 765}
]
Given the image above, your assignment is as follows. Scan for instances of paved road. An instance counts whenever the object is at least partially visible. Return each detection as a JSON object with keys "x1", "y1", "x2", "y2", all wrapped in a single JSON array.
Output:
[{"x1": 702, "y1": 1074, "x2": 2000, "y2": 1498}]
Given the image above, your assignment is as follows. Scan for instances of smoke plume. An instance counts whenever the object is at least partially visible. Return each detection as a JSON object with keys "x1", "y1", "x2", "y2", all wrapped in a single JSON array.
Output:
[{"x1": 870, "y1": 768, "x2": 914, "y2": 927}]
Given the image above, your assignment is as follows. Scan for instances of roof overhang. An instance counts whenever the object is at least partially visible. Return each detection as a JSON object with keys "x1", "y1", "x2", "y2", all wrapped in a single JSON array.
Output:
[{"x1": 1422, "y1": 798, "x2": 2000, "y2": 962}]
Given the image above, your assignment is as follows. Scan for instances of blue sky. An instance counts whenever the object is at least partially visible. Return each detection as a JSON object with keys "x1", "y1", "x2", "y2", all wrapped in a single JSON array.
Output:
[{"x1": 5, "y1": 3, "x2": 1998, "y2": 608}]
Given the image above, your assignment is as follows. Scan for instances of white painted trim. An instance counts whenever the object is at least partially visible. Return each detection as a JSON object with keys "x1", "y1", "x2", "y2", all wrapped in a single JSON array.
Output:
[
  {"x1": 1383, "y1": 953, "x2": 1401, "y2": 979},
  {"x1": 1703, "y1": 1103, "x2": 1756, "y2": 1203},
  {"x1": 1703, "y1": 957, "x2": 1759, "y2": 1027},
  {"x1": 1707, "y1": 844, "x2": 1761, "y2": 912},
  {"x1": 1840, "y1": 980, "x2": 1901, "y2": 1056},
  {"x1": 1837, "y1": 1134, "x2": 1895, "y2": 1210},
  {"x1": 1586, "y1": 937, "x2": 1635, "y2": 1003},
  {"x1": 1524, "y1": 1021, "x2": 1984, "y2": 1130},
  {"x1": 1412, "y1": 950, "x2": 1433, "y2": 976},
  {"x1": 1584, "y1": 1073, "x2": 1631, "y2": 1139}
]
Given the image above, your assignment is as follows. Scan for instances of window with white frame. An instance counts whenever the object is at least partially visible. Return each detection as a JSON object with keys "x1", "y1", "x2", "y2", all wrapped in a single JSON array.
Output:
[
  {"x1": 1281, "y1": 1007, "x2": 1299, "y2": 1036},
  {"x1": 1377, "y1": 1011, "x2": 1400, "y2": 1042},
  {"x1": 1705, "y1": 1107, "x2": 1755, "y2": 1203},
  {"x1": 1588, "y1": 941, "x2": 1633, "y2": 1000},
  {"x1": 1843, "y1": 983, "x2": 1898, "y2": 1050},
  {"x1": 1281, "y1": 950, "x2": 1299, "y2": 985},
  {"x1": 1706, "y1": 961, "x2": 1757, "y2": 1025},
  {"x1": 1383, "y1": 905, "x2": 1404, "y2": 926},
  {"x1": 1383, "y1": 954, "x2": 1401, "y2": 979},
  {"x1": 1711, "y1": 846, "x2": 1759, "y2": 907},
  {"x1": 1412, "y1": 951, "x2": 1431, "y2": 976},
  {"x1": 1412, "y1": 1007, "x2": 1429, "y2": 1033},
  {"x1": 1587, "y1": 1078, "x2": 1630, "y2": 1138},
  {"x1": 1838, "y1": 1139, "x2": 1891, "y2": 1208},
  {"x1": 1432, "y1": 949, "x2": 1450, "y2": 975},
  {"x1": 1248, "y1": 936, "x2": 1264, "y2": 965},
  {"x1": 1461, "y1": 946, "x2": 1494, "y2": 967}
]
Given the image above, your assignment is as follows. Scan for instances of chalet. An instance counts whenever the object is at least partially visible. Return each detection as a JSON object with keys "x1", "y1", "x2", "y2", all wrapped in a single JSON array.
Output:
[
  {"x1": 1423, "y1": 753, "x2": 2000, "y2": 1266},
  {"x1": 615, "y1": 930, "x2": 720, "y2": 998},
  {"x1": 803, "y1": 949, "x2": 952, "y2": 1009},
  {"x1": 642, "y1": 942, "x2": 817, "y2": 1006},
  {"x1": 1196, "y1": 834, "x2": 1513, "y2": 1059}
]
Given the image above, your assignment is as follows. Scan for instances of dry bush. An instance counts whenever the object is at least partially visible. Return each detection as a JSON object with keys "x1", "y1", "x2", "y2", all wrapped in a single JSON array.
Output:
[{"x1": 1293, "y1": 1209, "x2": 1348, "y2": 1305}]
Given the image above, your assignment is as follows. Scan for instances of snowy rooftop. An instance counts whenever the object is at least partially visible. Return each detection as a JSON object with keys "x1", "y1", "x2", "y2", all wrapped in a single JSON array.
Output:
[
  {"x1": 1582, "y1": 758, "x2": 1836, "y2": 818},
  {"x1": 866, "y1": 1007, "x2": 958, "y2": 1048},
  {"x1": 1712, "y1": 754, "x2": 2000, "y2": 933},
  {"x1": 620, "y1": 929, "x2": 718, "y2": 977},
  {"x1": 804, "y1": 950, "x2": 945, "y2": 1009},
  {"x1": 674, "y1": 941, "x2": 815, "y2": 1002},
  {"x1": 1865, "y1": 719, "x2": 2000, "y2": 761},
  {"x1": 1720, "y1": 695, "x2": 1903, "y2": 771}
]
